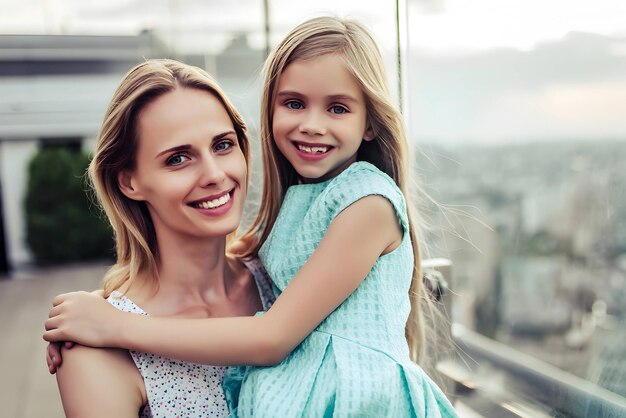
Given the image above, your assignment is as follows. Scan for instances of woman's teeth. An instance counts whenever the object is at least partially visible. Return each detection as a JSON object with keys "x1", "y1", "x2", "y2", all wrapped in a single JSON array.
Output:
[
  {"x1": 297, "y1": 144, "x2": 329, "y2": 154},
  {"x1": 193, "y1": 193, "x2": 230, "y2": 209}
]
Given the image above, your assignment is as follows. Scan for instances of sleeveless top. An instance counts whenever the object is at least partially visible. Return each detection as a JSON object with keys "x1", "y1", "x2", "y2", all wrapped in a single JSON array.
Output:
[
  {"x1": 223, "y1": 162, "x2": 458, "y2": 417},
  {"x1": 107, "y1": 259, "x2": 275, "y2": 418}
]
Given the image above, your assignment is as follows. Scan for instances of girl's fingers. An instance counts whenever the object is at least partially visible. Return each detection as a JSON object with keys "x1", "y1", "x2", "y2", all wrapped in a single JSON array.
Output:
[
  {"x1": 44, "y1": 316, "x2": 60, "y2": 332},
  {"x1": 51, "y1": 293, "x2": 68, "y2": 307},
  {"x1": 51, "y1": 291, "x2": 86, "y2": 307},
  {"x1": 43, "y1": 329, "x2": 61, "y2": 342},
  {"x1": 48, "y1": 304, "x2": 63, "y2": 318}
]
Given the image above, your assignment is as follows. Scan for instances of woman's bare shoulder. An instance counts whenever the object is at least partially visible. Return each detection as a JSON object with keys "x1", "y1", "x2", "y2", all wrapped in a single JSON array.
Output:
[{"x1": 56, "y1": 345, "x2": 146, "y2": 418}]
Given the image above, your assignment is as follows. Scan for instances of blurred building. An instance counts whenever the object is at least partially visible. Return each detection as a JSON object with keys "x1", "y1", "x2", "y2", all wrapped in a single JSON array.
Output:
[
  {"x1": 0, "y1": 31, "x2": 164, "y2": 271},
  {"x1": 500, "y1": 256, "x2": 571, "y2": 335}
]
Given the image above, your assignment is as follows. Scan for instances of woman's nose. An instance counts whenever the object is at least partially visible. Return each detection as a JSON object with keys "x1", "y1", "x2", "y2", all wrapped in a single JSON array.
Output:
[{"x1": 199, "y1": 156, "x2": 226, "y2": 187}]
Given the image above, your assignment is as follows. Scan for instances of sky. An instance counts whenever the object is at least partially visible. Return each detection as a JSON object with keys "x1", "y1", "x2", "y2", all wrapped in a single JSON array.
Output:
[
  {"x1": 402, "y1": 0, "x2": 626, "y2": 144},
  {"x1": 0, "y1": 0, "x2": 392, "y2": 52},
  {"x1": 409, "y1": 0, "x2": 626, "y2": 53},
  {"x1": 1, "y1": 0, "x2": 625, "y2": 144},
  {"x1": 408, "y1": 30, "x2": 626, "y2": 144}
]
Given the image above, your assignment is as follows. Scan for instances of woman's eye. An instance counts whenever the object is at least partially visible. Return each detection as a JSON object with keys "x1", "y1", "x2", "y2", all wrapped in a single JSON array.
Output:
[
  {"x1": 329, "y1": 105, "x2": 348, "y2": 115},
  {"x1": 285, "y1": 100, "x2": 304, "y2": 110},
  {"x1": 214, "y1": 140, "x2": 234, "y2": 152},
  {"x1": 166, "y1": 154, "x2": 189, "y2": 166}
]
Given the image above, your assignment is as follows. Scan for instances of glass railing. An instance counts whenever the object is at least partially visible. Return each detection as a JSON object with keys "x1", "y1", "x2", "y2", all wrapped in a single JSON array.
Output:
[{"x1": 428, "y1": 257, "x2": 626, "y2": 417}]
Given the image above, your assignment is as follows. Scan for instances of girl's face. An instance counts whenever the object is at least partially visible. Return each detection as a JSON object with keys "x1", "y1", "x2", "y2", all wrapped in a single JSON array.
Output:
[
  {"x1": 120, "y1": 87, "x2": 247, "y2": 241},
  {"x1": 272, "y1": 54, "x2": 374, "y2": 183}
]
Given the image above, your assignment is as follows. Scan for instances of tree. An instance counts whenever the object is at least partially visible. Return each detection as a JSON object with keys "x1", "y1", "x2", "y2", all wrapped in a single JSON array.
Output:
[{"x1": 25, "y1": 146, "x2": 113, "y2": 264}]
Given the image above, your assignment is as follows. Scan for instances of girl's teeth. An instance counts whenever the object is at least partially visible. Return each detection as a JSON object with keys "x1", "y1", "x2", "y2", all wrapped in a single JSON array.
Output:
[
  {"x1": 196, "y1": 193, "x2": 230, "y2": 209},
  {"x1": 298, "y1": 144, "x2": 328, "y2": 154}
]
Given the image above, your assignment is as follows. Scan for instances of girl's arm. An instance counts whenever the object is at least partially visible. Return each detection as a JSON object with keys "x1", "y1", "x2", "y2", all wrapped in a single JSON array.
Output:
[
  {"x1": 44, "y1": 195, "x2": 402, "y2": 366},
  {"x1": 56, "y1": 345, "x2": 146, "y2": 417}
]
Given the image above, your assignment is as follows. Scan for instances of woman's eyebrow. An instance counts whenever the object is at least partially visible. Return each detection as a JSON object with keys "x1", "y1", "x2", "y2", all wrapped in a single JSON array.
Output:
[
  {"x1": 213, "y1": 130, "x2": 237, "y2": 141},
  {"x1": 156, "y1": 144, "x2": 191, "y2": 159},
  {"x1": 154, "y1": 130, "x2": 237, "y2": 158}
]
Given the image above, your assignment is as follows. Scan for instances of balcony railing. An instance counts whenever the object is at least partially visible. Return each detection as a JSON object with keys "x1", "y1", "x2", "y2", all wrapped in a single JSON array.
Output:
[{"x1": 424, "y1": 257, "x2": 626, "y2": 417}]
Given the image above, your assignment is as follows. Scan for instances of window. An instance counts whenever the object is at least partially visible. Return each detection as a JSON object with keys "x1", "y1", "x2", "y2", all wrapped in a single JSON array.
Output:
[{"x1": 404, "y1": 0, "x2": 626, "y2": 414}]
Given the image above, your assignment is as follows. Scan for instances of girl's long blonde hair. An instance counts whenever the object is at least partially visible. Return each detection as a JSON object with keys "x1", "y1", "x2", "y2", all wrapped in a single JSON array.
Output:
[
  {"x1": 236, "y1": 16, "x2": 429, "y2": 363},
  {"x1": 90, "y1": 59, "x2": 250, "y2": 298}
]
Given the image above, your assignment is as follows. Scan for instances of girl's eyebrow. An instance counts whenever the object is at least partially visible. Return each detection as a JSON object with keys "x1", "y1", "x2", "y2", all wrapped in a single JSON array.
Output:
[
  {"x1": 276, "y1": 90, "x2": 305, "y2": 99},
  {"x1": 155, "y1": 130, "x2": 237, "y2": 159},
  {"x1": 327, "y1": 94, "x2": 358, "y2": 103},
  {"x1": 277, "y1": 91, "x2": 358, "y2": 103}
]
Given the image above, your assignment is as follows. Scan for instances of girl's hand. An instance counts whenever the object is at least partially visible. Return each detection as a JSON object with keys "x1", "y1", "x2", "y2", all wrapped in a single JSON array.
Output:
[
  {"x1": 46, "y1": 341, "x2": 74, "y2": 374},
  {"x1": 43, "y1": 291, "x2": 123, "y2": 348}
]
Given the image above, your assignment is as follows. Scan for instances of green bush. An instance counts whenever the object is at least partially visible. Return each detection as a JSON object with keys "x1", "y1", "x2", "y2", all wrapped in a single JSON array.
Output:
[{"x1": 25, "y1": 146, "x2": 113, "y2": 264}]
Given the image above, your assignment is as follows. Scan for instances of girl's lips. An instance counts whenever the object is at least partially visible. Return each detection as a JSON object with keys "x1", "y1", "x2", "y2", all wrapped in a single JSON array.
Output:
[{"x1": 292, "y1": 141, "x2": 334, "y2": 161}]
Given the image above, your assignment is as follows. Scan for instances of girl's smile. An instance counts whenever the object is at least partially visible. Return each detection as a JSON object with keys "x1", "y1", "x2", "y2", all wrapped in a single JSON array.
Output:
[{"x1": 293, "y1": 141, "x2": 335, "y2": 161}]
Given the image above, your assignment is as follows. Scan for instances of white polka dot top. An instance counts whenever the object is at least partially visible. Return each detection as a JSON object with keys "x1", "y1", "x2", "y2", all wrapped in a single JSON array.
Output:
[{"x1": 107, "y1": 258, "x2": 276, "y2": 418}]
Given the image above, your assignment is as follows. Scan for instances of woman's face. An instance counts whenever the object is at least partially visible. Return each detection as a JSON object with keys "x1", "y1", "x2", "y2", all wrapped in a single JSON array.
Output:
[{"x1": 120, "y1": 87, "x2": 247, "y2": 241}]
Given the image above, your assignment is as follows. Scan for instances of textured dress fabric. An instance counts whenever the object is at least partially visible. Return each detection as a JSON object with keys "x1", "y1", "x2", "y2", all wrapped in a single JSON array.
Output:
[
  {"x1": 107, "y1": 258, "x2": 276, "y2": 418},
  {"x1": 223, "y1": 162, "x2": 458, "y2": 417}
]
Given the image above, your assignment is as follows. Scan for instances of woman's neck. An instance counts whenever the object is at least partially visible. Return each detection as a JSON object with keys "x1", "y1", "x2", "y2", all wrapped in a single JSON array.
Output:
[
  {"x1": 127, "y1": 230, "x2": 241, "y2": 314},
  {"x1": 157, "y1": 235, "x2": 229, "y2": 295}
]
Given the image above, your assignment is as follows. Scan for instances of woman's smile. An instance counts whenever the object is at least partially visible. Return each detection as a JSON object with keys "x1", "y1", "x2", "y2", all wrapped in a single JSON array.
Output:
[{"x1": 187, "y1": 189, "x2": 235, "y2": 216}]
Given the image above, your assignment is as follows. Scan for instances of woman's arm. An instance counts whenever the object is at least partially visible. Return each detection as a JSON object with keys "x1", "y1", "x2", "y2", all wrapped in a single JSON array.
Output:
[
  {"x1": 56, "y1": 345, "x2": 146, "y2": 417},
  {"x1": 45, "y1": 195, "x2": 402, "y2": 366}
]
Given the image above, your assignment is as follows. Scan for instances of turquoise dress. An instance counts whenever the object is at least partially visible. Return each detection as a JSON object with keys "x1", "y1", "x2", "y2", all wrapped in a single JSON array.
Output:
[{"x1": 223, "y1": 162, "x2": 457, "y2": 417}]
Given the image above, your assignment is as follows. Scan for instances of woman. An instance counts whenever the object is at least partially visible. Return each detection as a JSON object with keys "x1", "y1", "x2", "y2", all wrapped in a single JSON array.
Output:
[{"x1": 50, "y1": 59, "x2": 274, "y2": 417}]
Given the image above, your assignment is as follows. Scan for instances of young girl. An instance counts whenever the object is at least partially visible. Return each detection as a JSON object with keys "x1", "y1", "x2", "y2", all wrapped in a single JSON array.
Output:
[{"x1": 45, "y1": 17, "x2": 457, "y2": 417}]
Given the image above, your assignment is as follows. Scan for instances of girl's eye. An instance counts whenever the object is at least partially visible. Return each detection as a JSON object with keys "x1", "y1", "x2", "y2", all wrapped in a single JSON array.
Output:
[
  {"x1": 285, "y1": 100, "x2": 304, "y2": 110},
  {"x1": 329, "y1": 105, "x2": 348, "y2": 115},
  {"x1": 166, "y1": 154, "x2": 190, "y2": 166},
  {"x1": 214, "y1": 140, "x2": 234, "y2": 152}
]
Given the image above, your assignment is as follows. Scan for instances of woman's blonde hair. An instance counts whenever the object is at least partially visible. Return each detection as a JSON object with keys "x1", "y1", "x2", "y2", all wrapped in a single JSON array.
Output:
[
  {"x1": 90, "y1": 59, "x2": 250, "y2": 298},
  {"x1": 237, "y1": 16, "x2": 429, "y2": 363}
]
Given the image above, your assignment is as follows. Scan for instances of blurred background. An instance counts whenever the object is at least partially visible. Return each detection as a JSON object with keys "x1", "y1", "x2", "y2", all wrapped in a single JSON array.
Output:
[{"x1": 0, "y1": 0, "x2": 625, "y2": 416}]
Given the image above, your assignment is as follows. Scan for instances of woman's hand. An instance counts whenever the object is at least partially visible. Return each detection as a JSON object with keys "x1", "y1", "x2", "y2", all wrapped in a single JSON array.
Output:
[
  {"x1": 43, "y1": 291, "x2": 123, "y2": 347},
  {"x1": 46, "y1": 341, "x2": 74, "y2": 374}
]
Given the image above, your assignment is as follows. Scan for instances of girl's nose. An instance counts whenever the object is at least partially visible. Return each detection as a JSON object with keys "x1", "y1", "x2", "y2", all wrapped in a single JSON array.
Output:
[
  {"x1": 299, "y1": 111, "x2": 327, "y2": 136},
  {"x1": 200, "y1": 156, "x2": 226, "y2": 187}
]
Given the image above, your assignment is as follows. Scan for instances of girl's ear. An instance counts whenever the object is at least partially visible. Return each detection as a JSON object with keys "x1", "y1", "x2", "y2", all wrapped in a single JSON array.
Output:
[
  {"x1": 117, "y1": 170, "x2": 145, "y2": 201},
  {"x1": 363, "y1": 125, "x2": 375, "y2": 142}
]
